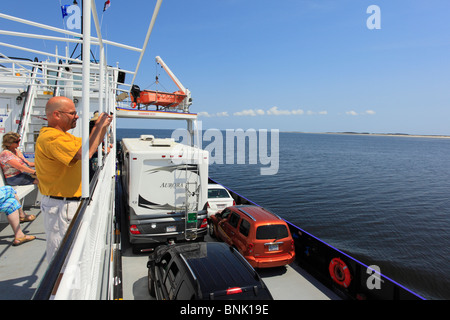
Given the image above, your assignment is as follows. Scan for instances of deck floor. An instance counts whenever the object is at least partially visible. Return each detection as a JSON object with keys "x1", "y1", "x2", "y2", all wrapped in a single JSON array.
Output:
[
  {"x1": 120, "y1": 228, "x2": 340, "y2": 300},
  {"x1": 0, "y1": 205, "x2": 47, "y2": 300},
  {"x1": 0, "y1": 204, "x2": 340, "y2": 300}
]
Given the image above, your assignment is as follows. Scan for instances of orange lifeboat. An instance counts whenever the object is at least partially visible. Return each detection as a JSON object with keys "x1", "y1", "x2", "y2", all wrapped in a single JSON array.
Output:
[{"x1": 130, "y1": 85, "x2": 186, "y2": 109}]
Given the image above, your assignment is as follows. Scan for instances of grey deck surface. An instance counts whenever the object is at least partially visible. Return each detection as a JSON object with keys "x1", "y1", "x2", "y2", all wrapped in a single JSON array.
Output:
[
  {"x1": 120, "y1": 230, "x2": 340, "y2": 300},
  {"x1": 0, "y1": 208, "x2": 339, "y2": 300},
  {"x1": 0, "y1": 205, "x2": 47, "y2": 300}
]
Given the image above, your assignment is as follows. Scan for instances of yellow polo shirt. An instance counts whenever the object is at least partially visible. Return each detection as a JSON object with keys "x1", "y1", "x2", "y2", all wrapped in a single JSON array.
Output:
[{"x1": 35, "y1": 127, "x2": 82, "y2": 197}]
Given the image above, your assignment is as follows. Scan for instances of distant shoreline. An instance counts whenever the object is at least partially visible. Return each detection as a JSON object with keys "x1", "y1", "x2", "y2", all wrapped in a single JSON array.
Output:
[
  {"x1": 117, "y1": 127, "x2": 450, "y2": 140},
  {"x1": 296, "y1": 132, "x2": 450, "y2": 139}
]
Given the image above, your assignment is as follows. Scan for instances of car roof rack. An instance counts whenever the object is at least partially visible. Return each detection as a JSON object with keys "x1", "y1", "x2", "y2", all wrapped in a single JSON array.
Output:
[{"x1": 236, "y1": 205, "x2": 282, "y2": 221}]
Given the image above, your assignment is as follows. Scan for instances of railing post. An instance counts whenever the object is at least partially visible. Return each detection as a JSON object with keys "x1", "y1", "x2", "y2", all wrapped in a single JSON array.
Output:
[
  {"x1": 97, "y1": 46, "x2": 104, "y2": 169},
  {"x1": 81, "y1": 0, "x2": 91, "y2": 198}
]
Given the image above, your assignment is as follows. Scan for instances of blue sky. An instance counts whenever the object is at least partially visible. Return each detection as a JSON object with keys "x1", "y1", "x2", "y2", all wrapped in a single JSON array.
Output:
[{"x1": 1, "y1": 1, "x2": 450, "y2": 135}]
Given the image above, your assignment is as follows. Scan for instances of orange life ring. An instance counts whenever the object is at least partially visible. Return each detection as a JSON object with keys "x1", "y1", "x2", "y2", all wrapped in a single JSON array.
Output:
[{"x1": 329, "y1": 258, "x2": 352, "y2": 288}]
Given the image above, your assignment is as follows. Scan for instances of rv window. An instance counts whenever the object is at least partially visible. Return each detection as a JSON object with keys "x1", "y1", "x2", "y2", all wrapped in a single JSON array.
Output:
[{"x1": 229, "y1": 212, "x2": 240, "y2": 228}]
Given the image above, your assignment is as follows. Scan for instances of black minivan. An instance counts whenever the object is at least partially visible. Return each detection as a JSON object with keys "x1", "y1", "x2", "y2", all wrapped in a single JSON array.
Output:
[{"x1": 147, "y1": 242, "x2": 273, "y2": 300}]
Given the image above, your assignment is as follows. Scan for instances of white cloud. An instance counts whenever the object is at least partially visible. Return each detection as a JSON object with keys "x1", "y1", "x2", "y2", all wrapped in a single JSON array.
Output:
[
  {"x1": 266, "y1": 106, "x2": 292, "y2": 115},
  {"x1": 205, "y1": 106, "x2": 329, "y2": 117},
  {"x1": 292, "y1": 109, "x2": 305, "y2": 115},
  {"x1": 198, "y1": 111, "x2": 211, "y2": 117},
  {"x1": 233, "y1": 109, "x2": 259, "y2": 116},
  {"x1": 198, "y1": 111, "x2": 229, "y2": 117},
  {"x1": 346, "y1": 110, "x2": 376, "y2": 116}
]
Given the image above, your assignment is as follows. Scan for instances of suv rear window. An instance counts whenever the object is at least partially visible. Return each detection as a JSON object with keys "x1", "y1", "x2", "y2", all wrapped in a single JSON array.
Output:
[
  {"x1": 256, "y1": 224, "x2": 288, "y2": 240},
  {"x1": 208, "y1": 188, "x2": 230, "y2": 198}
]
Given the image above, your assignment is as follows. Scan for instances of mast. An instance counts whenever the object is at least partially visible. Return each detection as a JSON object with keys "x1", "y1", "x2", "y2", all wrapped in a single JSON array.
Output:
[{"x1": 130, "y1": 0, "x2": 163, "y2": 87}]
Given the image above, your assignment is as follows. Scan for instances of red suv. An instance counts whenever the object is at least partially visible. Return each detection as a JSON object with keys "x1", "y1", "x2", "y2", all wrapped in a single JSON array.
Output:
[{"x1": 209, "y1": 205, "x2": 295, "y2": 268}]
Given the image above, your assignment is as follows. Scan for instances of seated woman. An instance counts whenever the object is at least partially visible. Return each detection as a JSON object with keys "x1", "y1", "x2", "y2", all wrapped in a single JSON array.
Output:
[
  {"x1": 0, "y1": 185, "x2": 36, "y2": 245},
  {"x1": 0, "y1": 132, "x2": 37, "y2": 186}
]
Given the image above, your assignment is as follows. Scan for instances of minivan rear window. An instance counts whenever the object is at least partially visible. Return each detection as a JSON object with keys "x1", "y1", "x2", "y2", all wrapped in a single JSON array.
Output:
[{"x1": 256, "y1": 225, "x2": 288, "y2": 240}]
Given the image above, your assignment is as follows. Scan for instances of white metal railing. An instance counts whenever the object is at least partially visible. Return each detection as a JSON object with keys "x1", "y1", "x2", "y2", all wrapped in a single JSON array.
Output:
[
  {"x1": 0, "y1": 57, "x2": 129, "y2": 92},
  {"x1": 1, "y1": 0, "x2": 165, "y2": 299},
  {"x1": 0, "y1": 12, "x2": 142, "y2": 53},
  {"x1": 17, "y1": 67, "x2": 37, "y2": 143},
  {"x1": 51, "y1": 153, "x2": 116, "y2": 300}
]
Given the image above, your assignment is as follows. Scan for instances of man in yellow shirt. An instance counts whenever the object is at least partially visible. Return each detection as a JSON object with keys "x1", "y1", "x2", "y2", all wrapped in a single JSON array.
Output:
[{"x1": 35, "y1": 96, "x2": 112, "y2": 262}]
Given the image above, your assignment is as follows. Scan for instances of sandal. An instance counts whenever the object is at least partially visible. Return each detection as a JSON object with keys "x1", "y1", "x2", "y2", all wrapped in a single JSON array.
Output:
[
  {"x1": 12, "y1": 235, "x2": 36, "y2": 246},
  {"x1": 20, "y1": 214, "x2": 36, "y2": 223}
]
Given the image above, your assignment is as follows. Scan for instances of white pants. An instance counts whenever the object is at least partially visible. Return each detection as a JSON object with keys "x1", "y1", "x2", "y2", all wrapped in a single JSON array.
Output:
[{"x1": 41, "y1": 195, "x2": 81, "y2": 263}]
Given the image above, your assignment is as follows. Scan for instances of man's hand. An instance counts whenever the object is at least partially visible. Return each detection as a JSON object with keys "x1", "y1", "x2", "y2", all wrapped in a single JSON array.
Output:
[{"x1": 95, "y1": 112, "x2": 113, "y2": 129}]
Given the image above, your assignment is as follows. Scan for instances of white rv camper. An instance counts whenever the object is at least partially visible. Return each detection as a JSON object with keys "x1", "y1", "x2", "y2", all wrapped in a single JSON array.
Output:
[{"x1": 121, "y1": 135, "x2": 208, "y2": 252}]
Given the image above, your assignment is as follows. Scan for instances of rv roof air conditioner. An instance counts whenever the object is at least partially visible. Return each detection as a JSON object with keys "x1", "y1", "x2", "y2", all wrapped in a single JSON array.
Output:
[
  {"x1": 140, "y1": 135, "x2": 155, "y2": 141},
  {"x1": 140, "y1": 135, "x2": 174, "y2": 147}
]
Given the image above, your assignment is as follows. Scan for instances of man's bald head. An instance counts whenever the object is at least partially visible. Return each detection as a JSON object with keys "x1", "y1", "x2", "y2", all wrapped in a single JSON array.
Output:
[
  {"x1": 45, "y1": 96, "x2": 78, "y2": 131},
  {"x1": 46, "y1": 96, "x2": 74, "y2": 117}
]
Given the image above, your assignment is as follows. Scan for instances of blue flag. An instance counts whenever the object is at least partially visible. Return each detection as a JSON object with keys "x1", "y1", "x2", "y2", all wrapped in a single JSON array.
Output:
[{"x1": 61, "y1": 5, "x2": 69, "y2": 19}]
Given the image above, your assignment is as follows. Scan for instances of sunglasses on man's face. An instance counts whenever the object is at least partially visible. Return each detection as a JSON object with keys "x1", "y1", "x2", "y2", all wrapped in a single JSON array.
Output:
[{"x1": 58, "y1": 111, "x2": 78, "y2": 116}]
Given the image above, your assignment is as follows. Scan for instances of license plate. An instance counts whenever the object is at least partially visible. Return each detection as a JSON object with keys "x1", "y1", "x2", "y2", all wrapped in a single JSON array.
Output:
[
  {"x1": 268, "y1": 244, "x2": 279, "y2": 251},
  {"x1": 217, "y1": 204, "x2": 226, "y2": 208},
  {"x1": 166, "y1": 226, "x2": 176, "y2": 232}
]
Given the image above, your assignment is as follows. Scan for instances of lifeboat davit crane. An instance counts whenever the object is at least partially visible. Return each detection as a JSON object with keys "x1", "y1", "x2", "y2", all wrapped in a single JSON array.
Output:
[{"x1": 130, "y1": 56, "x2": 192, "y2": 113}]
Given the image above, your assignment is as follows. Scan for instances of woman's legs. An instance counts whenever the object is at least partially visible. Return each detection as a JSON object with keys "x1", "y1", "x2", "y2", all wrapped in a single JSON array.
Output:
[
  {"x1": 11, "y1": 193, "x2": 36, "y2": 222},
  {"x1": 5, "y1": 173, "x2": 35, "y2": 186},
  {"x1": 14, "y1": 193, "x2": 25, "y2": 219},
  {"x1": 6, "y1": 209, "x2": 25, "y2": 239},
  {"x1": 1, "y1": 188, "x2": 36, "y2": 244},
  {"x1": 6, "y1": 210, "x2": 36, "y2": 245}
]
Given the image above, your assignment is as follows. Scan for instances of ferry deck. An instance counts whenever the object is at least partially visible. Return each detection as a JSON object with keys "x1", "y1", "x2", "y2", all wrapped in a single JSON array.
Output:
[{"x1": 0, "y1": 194, "x2": 339, "y2": 300}]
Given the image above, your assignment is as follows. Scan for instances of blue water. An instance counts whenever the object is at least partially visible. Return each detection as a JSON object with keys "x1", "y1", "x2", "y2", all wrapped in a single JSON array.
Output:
[{"x1": 117, "y1": 128, "x2": 450, "y2": 300}]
